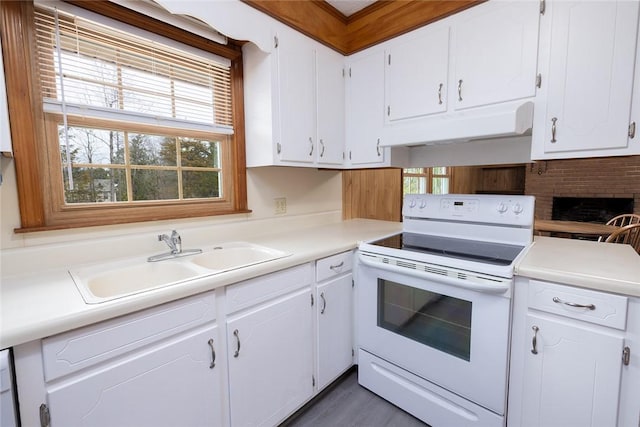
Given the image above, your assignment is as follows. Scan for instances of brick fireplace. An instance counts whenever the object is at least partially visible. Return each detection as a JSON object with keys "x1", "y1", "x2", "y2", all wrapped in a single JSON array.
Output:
[{"x1": 524, "y1": 156, "x2": 640, "y2": 221}]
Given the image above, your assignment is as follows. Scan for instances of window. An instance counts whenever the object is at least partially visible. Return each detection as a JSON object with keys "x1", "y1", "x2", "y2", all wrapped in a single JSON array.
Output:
[
  {"x1": 403, "y1": 167, "x2": 453, "y2": 195},
  {"x1": 1, "y1": 1, "x2": 247, "y2": 231}
]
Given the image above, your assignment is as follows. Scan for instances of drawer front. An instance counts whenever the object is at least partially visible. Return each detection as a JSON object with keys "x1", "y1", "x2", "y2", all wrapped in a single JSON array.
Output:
[
  {"x1": 316, "y1": 251, "x2": 353, "y2": 283},
  {"x1": 42, "y1": 291, "x2": 216, "y2": 381},
  {"x1": 226, "y1": 264, "x2": 312, "y2": 314},
  {"x1": 528, "y1": 280, "x2": 628, "y2": 330}
]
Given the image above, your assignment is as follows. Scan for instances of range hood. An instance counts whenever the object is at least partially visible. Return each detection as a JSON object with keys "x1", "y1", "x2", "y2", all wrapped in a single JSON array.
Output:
[{"x1": 380, "y1": 100, "x2": 534, "y2": 147}]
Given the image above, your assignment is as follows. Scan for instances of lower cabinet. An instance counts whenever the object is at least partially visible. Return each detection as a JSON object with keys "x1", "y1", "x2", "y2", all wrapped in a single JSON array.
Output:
[
  {"x1": 13, "y1": 257, "x2": 357, "y2": 427},
  {"x1": 226, "y1": 289, "x2": 313, "y2": 426},
  {"x1": 47, "y1": 325, "x2": 222, "y2": 427},
  {"x1": 315, "y1": 251, "x2": 354, "y2": 391},
  {"x1": 508, "y1": 278, "x2": 639, "y2": 427}
]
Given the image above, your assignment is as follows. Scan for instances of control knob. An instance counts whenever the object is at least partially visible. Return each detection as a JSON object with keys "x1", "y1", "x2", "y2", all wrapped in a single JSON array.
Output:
[
  {"x1": 513, "y1": 203, "x2": 524, "y2": 215},
  {"x1": 497, "y1": 202, "x2": 508, "y2": 214},
  {"x1": 409, "y1": 199, "x2": 417, "y2": 208},
  {"x1": 419, "y1": 199, "x2": 427, "y2": 209}
]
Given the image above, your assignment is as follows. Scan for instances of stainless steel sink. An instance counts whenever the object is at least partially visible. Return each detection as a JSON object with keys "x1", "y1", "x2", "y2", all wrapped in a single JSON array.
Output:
[{"x1": 70, "y1": 242, "x2": 290, "y2": 304}]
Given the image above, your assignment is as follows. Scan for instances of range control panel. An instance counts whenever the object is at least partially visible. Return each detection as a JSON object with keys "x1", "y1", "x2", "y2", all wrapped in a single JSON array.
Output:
[{"x1": 403, "y1": 194, "x2": 535, "y2": 226}]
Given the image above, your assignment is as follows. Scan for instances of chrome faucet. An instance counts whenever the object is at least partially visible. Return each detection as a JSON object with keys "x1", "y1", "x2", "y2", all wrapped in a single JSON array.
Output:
[
  {"x1": 158, "y1": 230, "x2": 182, "y2": 254},
  {"x1": 148, "y1": 229, "x2": 201, "y2": 262}
]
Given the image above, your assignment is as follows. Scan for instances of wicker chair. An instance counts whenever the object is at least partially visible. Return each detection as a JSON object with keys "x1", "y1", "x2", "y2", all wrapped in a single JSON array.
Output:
[{"x1": 604, "y1": 223, "x2": 640, "y2": 254}]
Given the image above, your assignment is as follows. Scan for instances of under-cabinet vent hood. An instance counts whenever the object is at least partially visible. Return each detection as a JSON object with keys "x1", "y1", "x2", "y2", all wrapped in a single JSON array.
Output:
[{"x1": 380, "y1": 100, "x2": 534, "y2": 147}]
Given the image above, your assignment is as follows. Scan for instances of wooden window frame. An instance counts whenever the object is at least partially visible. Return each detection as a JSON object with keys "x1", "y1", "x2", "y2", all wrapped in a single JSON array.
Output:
[
  {"x1": 1, "y1": 0, "x2": 248, "y2": 232},
  {"x1": 402, "y1": 167, "x2": 454, "y2": 195}
]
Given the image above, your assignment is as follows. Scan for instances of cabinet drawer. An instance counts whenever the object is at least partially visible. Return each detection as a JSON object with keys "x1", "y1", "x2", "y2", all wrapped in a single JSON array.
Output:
[
  {"x1": 42, "y1": 291, "x2": 216, "y2": 381},
  {"x1": 528, "y1": 280, "x2": 628, "y2": 330},
  {"x1": 316, "y1": 251, "x2": 353, "y2": 282},
  {"x1": 226, "y1": 264, "x2": 312, "y2": 314}
]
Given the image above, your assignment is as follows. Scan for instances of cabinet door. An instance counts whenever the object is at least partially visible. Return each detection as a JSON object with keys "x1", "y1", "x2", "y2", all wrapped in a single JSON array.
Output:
[
  {"x1": 385, "y1": 25, "x2": 449, "y2": 122},
  {"x1": 521, "y1": 314, "x2": 623, "y2": 427},
  {"x1": 537, "y1": 1, "x2": 639, "y2": 155},
  {"x1": 346, "y1": 50, "x2": 386, "y2": 165},
  {"x1": 316, "y1": 47, "x2": 345, "y2": 166},
  {"x1": 227, "y1": 288, "x2": 313, "y2": 427},
  {"x1": 276, "y1": 30, "x2": 316, "y2": 163},
  {"x1": 451, "y1": 1, "x2": 539, "y2": 110},
  {"x1": 47, "y1": 325, "x2": 222, "y2": 427},
  {"x1": 316, "y1": 274, "x2": 353, "y2": 390}
]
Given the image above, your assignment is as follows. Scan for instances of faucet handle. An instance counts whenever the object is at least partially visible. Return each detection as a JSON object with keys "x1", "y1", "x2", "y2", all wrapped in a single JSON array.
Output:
[{"x1": 171, "y1": 230, "x2": 182, "y2": 253}]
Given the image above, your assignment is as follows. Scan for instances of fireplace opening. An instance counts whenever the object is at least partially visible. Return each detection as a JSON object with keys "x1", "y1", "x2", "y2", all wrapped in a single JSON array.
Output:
[{"x1": 552, "y1": 197, "x2": 634, "y2": 223}]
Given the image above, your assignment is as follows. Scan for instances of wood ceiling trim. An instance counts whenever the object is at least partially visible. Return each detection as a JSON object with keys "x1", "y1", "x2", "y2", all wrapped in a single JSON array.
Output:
[{"x1": 242, "y1": 0, "x2": 484, "y2": 55}]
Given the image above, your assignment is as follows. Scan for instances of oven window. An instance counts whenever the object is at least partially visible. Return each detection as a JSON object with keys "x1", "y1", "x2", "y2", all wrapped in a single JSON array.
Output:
[{"x1": 377, "y1": 279, "x2": 472, "y2": 361}]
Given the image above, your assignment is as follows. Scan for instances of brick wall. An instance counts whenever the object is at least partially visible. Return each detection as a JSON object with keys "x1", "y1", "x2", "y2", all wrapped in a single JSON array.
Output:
[{"x1": 525, "y1": 156, "x2": 640, "y2": 220}]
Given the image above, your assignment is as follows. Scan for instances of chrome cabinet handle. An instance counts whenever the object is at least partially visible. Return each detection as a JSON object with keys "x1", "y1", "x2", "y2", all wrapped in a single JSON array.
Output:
[
  {"x1": 552, "y1": 296, "x2": 595, "y2": 310},
  {"x1": 438, "y1": 83, "x2": 443, "y2": 105},
  {"x1": 309, "y1": 137, "x2": 314, "y2": 156},
  {"x1": 329, "y1": 261, "x2": 344, "y2": 271},
  {"x1": 531, "y1": 325, "x2": 539, "y2": 354},
  {"x1": 233, "y1": 329, "x2": 241, "y2": 358},
  {"x1": 457, "y1": 79, "x2": 463, "y2": 101},
  {"x1": 320, "y1": 139, "x2": 325, "y2": 157},
  {"x1": 376, "y1": 138, "x2": 381, "y2": 156},
  {"x1": 551, "y1": 117, "x2": 558, "y2": 143},
  {"x1": 277, "y1": 142, "x2": 282, "y2": 154},
  {"x1": 629, "y1": 122, "x2": 636, "y2": 139},
  {"x1": 320, "y1": 292, "x2": 327, "y2": 314},
  {"x1": 207, "y1": 338, "x2": 216, "y2": 369}
]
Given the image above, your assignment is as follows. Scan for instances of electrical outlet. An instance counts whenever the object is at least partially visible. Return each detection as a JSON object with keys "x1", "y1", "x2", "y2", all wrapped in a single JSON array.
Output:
[{"x1": 274, "y1": 197, "x2": 287, "y2": 214}]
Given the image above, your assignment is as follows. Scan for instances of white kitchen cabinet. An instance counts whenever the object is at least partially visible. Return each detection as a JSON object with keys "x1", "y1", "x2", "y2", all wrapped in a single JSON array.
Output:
[
  {"x1": 531, "y1": 0, "x2": 640, "y2": 159},
  {"x1": 384, "y1": 24, "x2": 450, "y2": 122},
  {"x1": 508, "y1": 278, "x2": 637, "y2": 427},
  {"x1": 244, "y1": 25, "x2": 345, "y2": 168},
  {"x1": 316, "y1": 48, "x2": 346, "y2": 165},
  {"x1": 47, "y1": 325, "x2": 222, "y2": 427},
  {"x1": 450, "y1": 0, "x2": 539, "y2": 111},
  {"x1": 345, "y1": 49, "x2": 387, "y2": 166},
  {"x1": 13, "y1": 291, "x2": 224, "y2": 427},
  {"x1": 226, "y1": 265, "x2": 313, "y2": 427},
  {"x1": 315, "y1": 251, "x2": 354, "y2": 390},
  {"x1": 276, "y1": 26, "x2": 317, "y2": 164},
  {"x1": 0, "y1": 40, "x2": 13, "y2": 154}
]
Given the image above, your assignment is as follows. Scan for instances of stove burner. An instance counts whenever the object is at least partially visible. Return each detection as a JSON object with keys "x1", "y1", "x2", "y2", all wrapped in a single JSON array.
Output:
[{"x1": 369, "y1": 233, "x2": 525, "y2": 266}]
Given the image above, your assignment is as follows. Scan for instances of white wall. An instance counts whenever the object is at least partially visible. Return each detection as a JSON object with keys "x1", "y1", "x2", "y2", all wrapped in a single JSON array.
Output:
[{"x1": 0, "y1": 157, "x2": 342, "y2": 252}]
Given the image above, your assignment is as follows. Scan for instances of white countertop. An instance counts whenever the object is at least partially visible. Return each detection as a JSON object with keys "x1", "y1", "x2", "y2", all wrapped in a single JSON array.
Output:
[
  {"x1": 3, "y1": 221, "x2": 640, "y2": 350},
  {"x1": 0, "y1": 219, "x2": 401, "y2": 349},
  {"x1": 516, "y1": 236, "x2": 640, "y2": 297}
]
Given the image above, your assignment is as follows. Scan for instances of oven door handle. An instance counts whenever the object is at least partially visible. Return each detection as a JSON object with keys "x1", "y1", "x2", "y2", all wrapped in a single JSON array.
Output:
[{"x1": 358, "y1": 253, "x2": 510, "y2": 294}]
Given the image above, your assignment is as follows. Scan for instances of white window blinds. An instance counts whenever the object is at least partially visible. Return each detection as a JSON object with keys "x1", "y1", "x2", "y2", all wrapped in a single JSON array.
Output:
[{"x1": 34, "y1": 5, "x2": 234, "y2": 133}]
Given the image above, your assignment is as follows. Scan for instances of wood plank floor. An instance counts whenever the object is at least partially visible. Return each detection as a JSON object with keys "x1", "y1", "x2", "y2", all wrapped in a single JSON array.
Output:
[{"x1": 281, "y1": 369, "x2": 429, "y2": 427}]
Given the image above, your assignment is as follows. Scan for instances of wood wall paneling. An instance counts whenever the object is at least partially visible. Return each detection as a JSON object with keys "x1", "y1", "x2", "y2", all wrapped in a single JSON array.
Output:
[
  {"x1": 343, "y1": 168, "x2": 402, "y2": 221},
  {"x1": 242, "y1": 0, "x2": 483, "y2": 55}
]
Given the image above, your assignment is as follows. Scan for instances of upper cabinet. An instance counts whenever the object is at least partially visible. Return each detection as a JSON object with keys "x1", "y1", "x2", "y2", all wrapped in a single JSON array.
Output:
[
  {"x1": 385, "y1": 24, "x2": 450, "y2": 122},
  {"x1": 379, "y1": 1, "x2": 540, "y2": 148},
  {"x1": 316, "y1": 48, "x2": 346, "y2": 166},
  {"x1": 531, "y1": 0, "x2": 640, "y2": 159},
  {"x1": 345, "y1": 50, "x2": 388, "y2": 166},
  {"x1": 244, "y1": 25, "x2": 345, "y2": 168},
  {"x1": 451, "y1": 1, "x2": 540, "y2": 110},
  {"x1": 0, "y1": 39, "x2": 13, "y2": 154}
]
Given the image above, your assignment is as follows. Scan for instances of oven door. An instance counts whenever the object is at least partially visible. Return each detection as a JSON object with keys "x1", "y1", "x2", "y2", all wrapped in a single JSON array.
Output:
[{"x1": 356, "y1": 252, "x2": 512, "y2": 415}]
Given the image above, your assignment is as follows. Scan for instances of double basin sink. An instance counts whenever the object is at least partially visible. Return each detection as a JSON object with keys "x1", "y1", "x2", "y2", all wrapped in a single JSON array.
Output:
[{"x1": 69, "y1": 242, "x2": 290, "y2": 304}]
